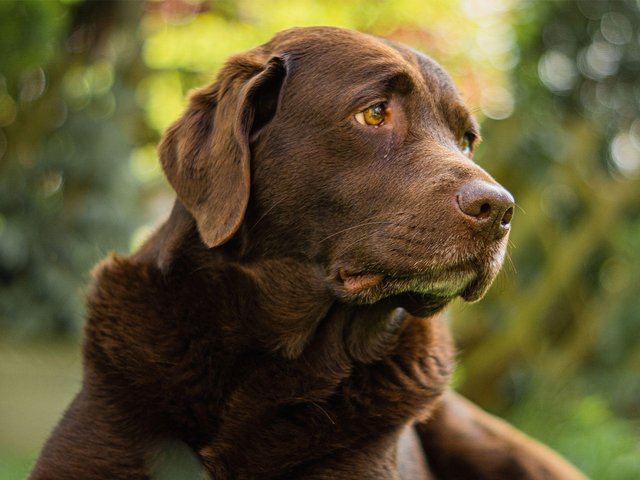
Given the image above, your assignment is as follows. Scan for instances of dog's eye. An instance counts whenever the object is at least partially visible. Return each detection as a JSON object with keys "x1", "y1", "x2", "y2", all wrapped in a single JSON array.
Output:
[
  {"x1": 355, "y1": 103, "x2": 387, "y2": 127},
  {"x1": 460, "y1": 132, "x2": 475, "y2": 156}
]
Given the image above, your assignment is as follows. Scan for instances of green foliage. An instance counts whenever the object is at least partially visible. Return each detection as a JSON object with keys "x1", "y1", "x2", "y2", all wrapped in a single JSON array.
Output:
[
  {"x1": 0, "y1": 1, "x2": 144, "y2": 337},
  {"x1": 0, "y1": 1, "x2": 66, "y2": 77},
  {"x1": 0, "y1": 452, "x2": 33, "y2": 480},
  {"x1": 506, "y1": 386, "x2": 640, "y2": 479},
  {"x1": 452, "y1": 0, "x2": 640, "y2": 476}
]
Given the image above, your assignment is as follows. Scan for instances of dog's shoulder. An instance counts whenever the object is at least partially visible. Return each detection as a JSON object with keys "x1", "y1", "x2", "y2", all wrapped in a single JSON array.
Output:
[{"x1": 86, "y1": 252, "x2": 162, "y2": 323}]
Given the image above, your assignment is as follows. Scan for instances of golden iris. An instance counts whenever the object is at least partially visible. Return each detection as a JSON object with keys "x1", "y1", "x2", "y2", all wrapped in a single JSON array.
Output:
[{"x1": 355, "y1": 103, "x2": 387, "y2": 127}]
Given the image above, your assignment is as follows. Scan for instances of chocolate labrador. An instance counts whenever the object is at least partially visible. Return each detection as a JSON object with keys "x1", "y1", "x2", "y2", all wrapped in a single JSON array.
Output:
[{"x1": 31, "y1": 27, "x2": 585, "y2": 479}]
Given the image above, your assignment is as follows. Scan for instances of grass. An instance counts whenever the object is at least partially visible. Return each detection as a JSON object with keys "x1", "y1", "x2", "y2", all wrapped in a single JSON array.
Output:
[
  {"x1": 0, "y1": 452, "x2": 35, "y2": 480},
  {"x1": 0, "y1": 341, "x2": 81, "y2": 479}
]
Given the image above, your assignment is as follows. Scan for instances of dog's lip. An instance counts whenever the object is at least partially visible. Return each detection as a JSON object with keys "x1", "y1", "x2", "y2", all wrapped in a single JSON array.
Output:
[
  {"x1": 338, "y1": 268, "x2": 386, "y2": 293},
  {"x1": 336, "y1": 266, "x2": 476, "y2": 297}
]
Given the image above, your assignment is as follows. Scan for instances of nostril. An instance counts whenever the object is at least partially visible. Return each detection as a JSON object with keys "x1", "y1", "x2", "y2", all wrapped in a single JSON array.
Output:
[
  {"x1": 501, "y1": 206, "x2": 514, "y2": 226},
  {"x1": 478, "y1": 203, "x2": 492, "y2": 218}
]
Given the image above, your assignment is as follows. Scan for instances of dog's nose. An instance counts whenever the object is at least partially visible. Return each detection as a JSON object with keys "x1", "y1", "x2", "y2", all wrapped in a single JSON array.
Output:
[{"x1": 456, "y1": 180, "x2": 514, "y2": 239}]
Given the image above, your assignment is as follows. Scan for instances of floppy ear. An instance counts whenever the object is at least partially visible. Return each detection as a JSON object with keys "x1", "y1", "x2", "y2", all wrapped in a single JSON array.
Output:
[{"x1": 159, "y1": 54, "x2": 287, "y2": 247}]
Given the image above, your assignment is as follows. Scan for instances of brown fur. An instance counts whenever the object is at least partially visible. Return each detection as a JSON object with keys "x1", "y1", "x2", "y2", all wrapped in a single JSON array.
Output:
[{"x1": 30, "y1": 27, "x2": 585, "y2": 479}]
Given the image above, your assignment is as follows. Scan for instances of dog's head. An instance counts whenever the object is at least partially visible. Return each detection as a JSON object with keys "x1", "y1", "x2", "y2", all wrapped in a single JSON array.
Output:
[{"x1": 159, "y1": 26, "x2": 513, "y2": 316}]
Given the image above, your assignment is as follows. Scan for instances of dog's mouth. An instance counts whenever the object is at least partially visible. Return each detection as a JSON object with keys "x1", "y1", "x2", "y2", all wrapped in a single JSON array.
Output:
[{"x1": 335, "y1": 261, "x2": 494, "y2": 315}]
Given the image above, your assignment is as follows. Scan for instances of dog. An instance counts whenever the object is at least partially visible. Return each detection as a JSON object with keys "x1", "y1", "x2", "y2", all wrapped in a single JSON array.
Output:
[{"x1": 30, "y1": 27, "x2": 586, "y2": 479}]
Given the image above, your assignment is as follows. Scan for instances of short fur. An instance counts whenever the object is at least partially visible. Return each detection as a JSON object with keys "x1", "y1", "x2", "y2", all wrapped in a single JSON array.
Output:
[{"x1": 31, "y1": 27, "x2": 585, "y2": 479}]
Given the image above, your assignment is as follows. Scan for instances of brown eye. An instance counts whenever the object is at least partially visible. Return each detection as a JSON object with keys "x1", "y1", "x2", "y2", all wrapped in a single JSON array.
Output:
[
  {"x1": 460, "y1": 132, "x2": 475, "y2": 156},
  {"x1": 355, "y1": 102, "x2": 387, "y2": 127}
]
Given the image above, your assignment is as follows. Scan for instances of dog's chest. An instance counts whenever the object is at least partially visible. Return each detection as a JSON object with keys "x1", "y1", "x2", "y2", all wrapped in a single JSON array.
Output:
[{"x1": 338, "y1": 314, "x2": 454, "y2": 425}]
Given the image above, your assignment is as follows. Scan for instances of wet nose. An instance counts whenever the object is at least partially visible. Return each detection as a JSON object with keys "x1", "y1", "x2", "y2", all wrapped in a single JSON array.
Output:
[{"x1": 456, "y1": 180, "x2": 514, "y2": 239}]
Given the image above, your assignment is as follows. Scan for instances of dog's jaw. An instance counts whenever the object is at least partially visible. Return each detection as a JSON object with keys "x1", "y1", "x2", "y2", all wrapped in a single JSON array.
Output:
[{"x1": 331, "y1": 235, "x2": 508, "y2": 313}]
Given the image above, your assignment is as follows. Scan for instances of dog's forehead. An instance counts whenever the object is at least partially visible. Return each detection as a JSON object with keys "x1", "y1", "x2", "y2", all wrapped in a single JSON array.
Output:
[
  {"x1": 272, "y1": 28, "x2": 408, "y2": 75},
  {"x1": 266, "y1": 26, "x2": 461, "y2": 106},
  {"x1": 268, "y1": 26, "x2": 396, "y2": 57}
]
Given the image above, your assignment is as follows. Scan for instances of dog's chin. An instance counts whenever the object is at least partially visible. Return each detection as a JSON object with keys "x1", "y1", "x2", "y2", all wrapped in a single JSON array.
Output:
[
  {"x1": 334, "y1": 258, "x2": 502, "y2": 315},
  {"x1": 392, "y1": 292, "x2": 451, "y2": 317}
]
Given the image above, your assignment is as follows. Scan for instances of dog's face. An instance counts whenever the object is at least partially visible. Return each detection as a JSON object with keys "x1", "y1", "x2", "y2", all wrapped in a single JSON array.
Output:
[{"x1": 160, "y1": 27, "x2": 513, "y2": 316}]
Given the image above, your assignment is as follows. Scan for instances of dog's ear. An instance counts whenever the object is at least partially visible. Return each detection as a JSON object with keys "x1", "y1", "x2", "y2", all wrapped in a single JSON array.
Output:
[{"x1": 159, "y1": 54, "x2": 287, "y2": 247}]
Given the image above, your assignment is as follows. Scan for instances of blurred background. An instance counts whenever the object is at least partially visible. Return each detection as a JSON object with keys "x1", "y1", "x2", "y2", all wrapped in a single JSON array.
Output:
[{"x1": 1, "y1": 0, "x2": 639, "y2": 478}]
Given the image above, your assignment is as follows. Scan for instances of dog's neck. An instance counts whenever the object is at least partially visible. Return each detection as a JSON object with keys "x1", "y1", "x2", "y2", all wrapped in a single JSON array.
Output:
[
  {"x1": 134, "y1": 200, "x2": 412, "y2": 362},
  {"x1": 105, "y1": 202, "x2": 452, "y2": 476}
]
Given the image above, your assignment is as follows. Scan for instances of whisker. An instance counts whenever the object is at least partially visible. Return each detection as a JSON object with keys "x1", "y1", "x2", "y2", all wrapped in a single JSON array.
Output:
[
  {"x1": 504, "y1": 251, "x2": 517, "y2": 275},
  {"x1": 336, "y1": 232, "x2": 379, "y2": 255},
  {"x1": 316, "y1": 210, "x2": 423, "y2": 245},
  {"x1": 309, "y1": 401, "x2": 335, "y2": 425},
  {"x1": 249, "y1": 198, "x2": 286, "y2": 231},
  {"x1": 317, "y1": 221, "x2": 393, "y2": 243}
]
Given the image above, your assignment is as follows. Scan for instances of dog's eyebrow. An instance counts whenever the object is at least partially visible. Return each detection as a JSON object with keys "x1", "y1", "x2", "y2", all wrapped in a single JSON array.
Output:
[
  {"x1": 347, "y1": 67, "x2": 414, "y2": 109},
  {"x1": 446, "y1": 102, "x2": 480, "y2": 138}
]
